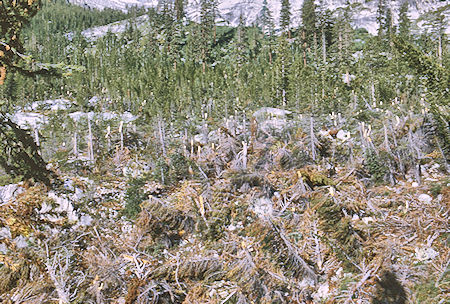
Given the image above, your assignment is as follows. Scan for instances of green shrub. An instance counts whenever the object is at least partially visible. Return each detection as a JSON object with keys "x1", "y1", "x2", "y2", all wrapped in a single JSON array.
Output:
[
  {"x1": 169, "y1": 153, "x2": 191, "y2": 182},
  {"x1": 0, "y1": 173, "x2": 22, "y2": 186},
  {"x1": 151, "y1": 153, "x2": 192, "y2": 185},
  {"x1": 151, "y1": 158, "x2": 170, "y2": 184},
  {"x1": 364, "y1": 150, "x2": 388, "y2": 184},
  {"x1": 122, "y1": 177, "x2": 148, "y2": 219}
]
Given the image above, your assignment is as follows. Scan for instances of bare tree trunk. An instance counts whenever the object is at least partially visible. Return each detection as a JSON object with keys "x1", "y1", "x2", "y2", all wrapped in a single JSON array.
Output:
[
  {"x1": 242, "y1": 141, "x2": 247, "y2": 170},
  {"x1": 322, "y1": 28, "x2": 327, "y2": 63},
  {"x1": 438, "y1": 35, "x2": 442, "y2": 65},
  {"x1": 310, "y1": 117, "x2": 316, "y2": 161},
  {"x1": 73, "y1": 132, "x2": 78, "y2": 157},
  {"x1": 371, "y1": 82, "x2": 376, "y2": 104},
  {"x1": 338, "y1": 31, "x2": 342, "y2": 62},
  {"x1": 34, "y1": 128, "x2": 40, "y2": 147},
  {"x1": 106, "y1": 125, "x2": 111, "y2": 151},
  {"x1": 87, "y1": 117, "x2": 94, "y2": 162},
  {"x1": 158, "y1": 117, "x2": 167, "y2": 158},
  {"x1": 119, "y1": 121, "x2": 124, "y2": 153},
  {"x1": 313, "y1": 32, "x2": 317, "y2": 60}
]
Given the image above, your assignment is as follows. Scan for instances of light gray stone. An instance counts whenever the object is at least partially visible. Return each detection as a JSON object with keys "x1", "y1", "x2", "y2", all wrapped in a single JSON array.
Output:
[
  {"x1": 418, "y1": 193, "x2": 432, "y2": 204},
  {"x1": 0, "y1": 184, "x2": 23, "y2": 205}
]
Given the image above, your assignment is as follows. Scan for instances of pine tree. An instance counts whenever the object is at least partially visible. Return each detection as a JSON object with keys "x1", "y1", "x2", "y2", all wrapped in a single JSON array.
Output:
[
  {"x1": 316, "y1": 1, "x2": 334, "y2": 63},
  {"x1": 420, "y1": 6, "x2": 448, "y2": 63},
  {"x1": 0, "y1": 0, "x2": 58, "y2": 187},
  {"x1": 159, "y1": 0, "x2": 175, "y2": 28},
  {"x1": 0, "y1": 0, "x2": 47, "y2": 79},
  {"x1": 398, "y1": 2, "x2": 411, "y2": 39},
  {"x1": 175, "y1": 0, "x2": 185, "y2": 21},
  {"x1": 393, "y1": 36, "x2": 450, "y2": 169},
  {"x1": 376, "y1": 0, "x2": 393, "y2": 39},
  {"x1": 301, "y1": 0, "x2": 317, "y2": 44},
  {"x1": 199, "y1": 0, "x2": 219, "y2": 72},
  {"x1": 280, "y1": 0, "x2": 291, "y2": 33},
  {"x1": 258, "y1": 0, "x2": 274, "y2": 36},
  {"x1": 376, "y1": 0, "x2": 386, "y2": 37},
  {"x1": 273, "y1": 33, "x2": 290, "y2": 106}
]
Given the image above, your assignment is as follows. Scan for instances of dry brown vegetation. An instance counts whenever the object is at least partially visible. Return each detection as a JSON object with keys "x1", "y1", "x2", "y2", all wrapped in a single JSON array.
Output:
[{"x1": 0, "y1": 110, "x2": 448, "y2": 303}]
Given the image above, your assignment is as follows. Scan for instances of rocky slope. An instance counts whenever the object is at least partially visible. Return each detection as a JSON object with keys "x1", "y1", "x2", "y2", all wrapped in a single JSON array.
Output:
[
  {"x1": 69, "y1": 0, "x2": 450, "y2": 35},
  {"x1": 0, "y1": 100, "x2": 448, "y2": 303}
]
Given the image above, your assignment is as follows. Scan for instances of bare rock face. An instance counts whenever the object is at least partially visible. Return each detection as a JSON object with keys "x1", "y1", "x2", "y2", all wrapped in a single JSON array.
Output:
[
  {"x1": 0, "y1": 184, "x2": 24, "y2": 205},
  {"x1": 69, "y1": 1, "x2": 450, "y2": 36}
]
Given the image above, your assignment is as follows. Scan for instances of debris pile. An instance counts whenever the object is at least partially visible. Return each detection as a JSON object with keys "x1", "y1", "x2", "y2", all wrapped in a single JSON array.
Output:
[{"x1": 0, "y1": 108, "x2": 448, "y2": 303}]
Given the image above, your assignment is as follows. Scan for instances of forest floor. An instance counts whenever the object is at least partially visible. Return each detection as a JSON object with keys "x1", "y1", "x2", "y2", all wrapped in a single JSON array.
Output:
[{"x1": 0, "y1": 104, "x2": 448, "y2": 303}]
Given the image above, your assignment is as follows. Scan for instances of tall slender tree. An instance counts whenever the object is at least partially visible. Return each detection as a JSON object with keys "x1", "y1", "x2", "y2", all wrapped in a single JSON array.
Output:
[
  {"x1": 175, "y1": 0, "x2": 185, "y2": 21},
  {"x1": 199, "y1": 0, "x2": 219, "y2": 71},
  {"x1": 376, "y1": 0, "x2": 393, "y2": 39},
  {"x1": 280, "y1": 0, "x2": 291, "y2": 33},
  {"x1": 398, "y1": 1, "x2": 411, "y2": 39},
  {"x1": 258, "y1": 0, "x2": 274, "y2": 36},
  {"x1": 301, "y1": 0, "x2": 317, "y2": 45},
  {"x1": 420, "y1": 6, "x2": 448, "y2": 63}
]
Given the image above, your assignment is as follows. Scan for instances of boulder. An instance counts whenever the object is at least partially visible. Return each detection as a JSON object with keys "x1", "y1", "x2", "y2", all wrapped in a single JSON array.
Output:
[
  {"x1": 336, "y1": 130, "x2": 351, "y2": 141},
  {"x1": 418, "y1": 193, "x2": 432, "y2": 204},
  {"x1": 252, "y1": 107, "x2": 293, "y2": 137},
  {"x1": 253, "y1": 107, "x2": 292, "y2": 122},
  {"x1": 415, "y1": 247, "x2": 439, "y2": 262},
  {"x1": 48, "y1": 191, "x2": 78, "y2": 223}
]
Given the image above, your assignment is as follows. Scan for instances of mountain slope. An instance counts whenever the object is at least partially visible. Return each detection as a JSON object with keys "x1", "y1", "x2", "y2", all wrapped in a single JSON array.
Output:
[{"x1": 69, "y1": 0, "x2": 449, "y2": 35}]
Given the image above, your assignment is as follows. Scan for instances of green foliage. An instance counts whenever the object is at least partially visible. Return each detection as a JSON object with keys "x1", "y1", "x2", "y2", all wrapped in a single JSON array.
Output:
[
  {"x1": 317, "y1": 199, "x2": 363, "y2": 271},
  {"x1": 393, "y1": 36, "x2": 450, "y2": 165},
  {"x1": 412, "y1": 275, "x2": 447, "y2": 303},
  {"x1": 280, "y1": 0, "x2": 291, "y2": 31},
  {"x1": 364, "y1": 150, "x2": 388, "y2": 184},
  {"x1": 150, "y1": 152, "x2": 192, "y2": 185},
  {"x1": 122, "y1": 177, "x2": 149, "y2": 219},
  {"x1": 0, "y1": 0, "x2": 448, "y2": 148},
  {"x1": 151, "y1": 158, "x2": 170, "y2": 185},
  {"x1": 257, "y1": 0, "x2": 274, "y2": 35},
  {"x1": 301, "y1": 0, "x2": 317, "y2": 43},
  {"x1": 0, "y1": 116, "x2": 56, "y2": 186},
  {"x1": 0, "y1": 173, "x2": 22, "y2": 186},
  {"x1": 429, "y1": 177, "x2": 449, "y2": 197},
  {"x1": 169, "y1": 153, "x2": 192, "y2": 182},
  {"x1": 398, "y1": 2, "x2": 411, "y2": 39}
]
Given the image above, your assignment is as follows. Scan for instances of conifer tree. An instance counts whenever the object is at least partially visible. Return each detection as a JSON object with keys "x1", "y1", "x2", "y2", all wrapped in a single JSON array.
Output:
[
  {"x1": 199, "y1": 0, "x2": 218, "y2": 71},
  {"x1": 273, "y1": 33, "x2": 290, "y2": 106},
  {"x1": 301, "y1": 0, "x2": 317, "y2": 45},
  {"x1": 175, "y1": 0, "x2": 185, "y2": 21},
  {"x1": 280, "y1": 0, "x2": 291, "y2": 33},
  {"x1": 376, "y1": 0, "x2": 393, "y2": 39},
  {"x1": 393, "y1": 36, "x2": 450, "y2": 169},
  {"x1": 0, "y1": 0, "x2": 50, "y2": 80},
  {"x1": 258, "y1": 0, "x2": 274, "y2": 36},
  {"x1": 159, "y1": 0, "x2": 175, "y2": 28},
  {"x1": 398, "y1": 2, "x2": 411, "y2": 39},
  {"x1": 316, "y1": 1, "x2": 334, "y2": 63},
  {"x1": 420, "y1": 6, "x2": 448, "y2": 62},
  {"x1": 0, "y1": 0, "x2": 58, "y2": 186}
]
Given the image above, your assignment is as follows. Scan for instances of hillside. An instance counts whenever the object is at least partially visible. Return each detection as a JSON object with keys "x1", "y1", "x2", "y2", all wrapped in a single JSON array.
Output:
[
  {"x1": 1, "y1": 101, "x2": 449, "y2": 303},
  {"x1": 0, "y1": 0, "x2": 449, "y2": 303},
  {"x1": 68, "y1": 0, "x2": 450, "y2": 35}
]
